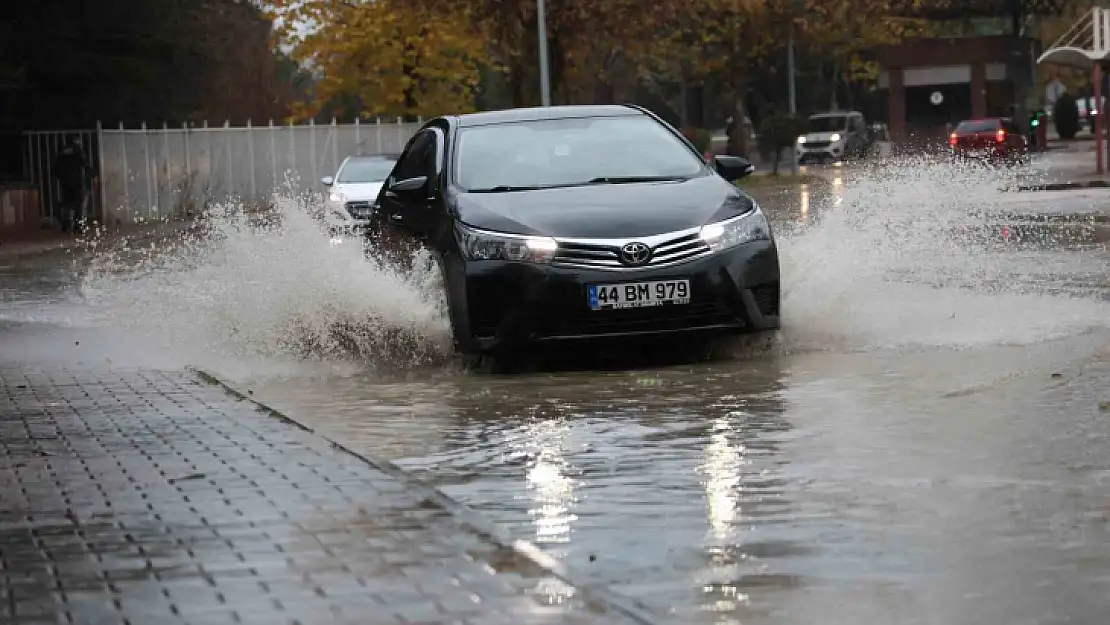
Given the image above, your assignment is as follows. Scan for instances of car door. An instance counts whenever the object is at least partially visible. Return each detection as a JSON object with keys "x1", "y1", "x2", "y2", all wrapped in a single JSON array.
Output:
[
  {"x1": 409, "y1": 127, "x2": 447, "y2": 239},
  {"x1": 378, "y1": 129, "x2": 435, "y2": 237},
  {"x1": 371, "y1": 129, "x2": 435, "y2": 263}
]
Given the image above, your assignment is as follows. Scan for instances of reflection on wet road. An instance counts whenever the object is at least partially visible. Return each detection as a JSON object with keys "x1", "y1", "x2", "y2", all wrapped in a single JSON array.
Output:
[{"x1": 249, "y1": 337, "x2": 1110, "y2": 624}]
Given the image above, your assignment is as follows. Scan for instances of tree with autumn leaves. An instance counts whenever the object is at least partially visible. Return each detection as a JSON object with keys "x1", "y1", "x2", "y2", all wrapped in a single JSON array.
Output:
[
  {"x1": 797, "y1": 0, "x2": 931, "y2": 109},
  {"x1": 270, "y1": 0, "x2": 688, "y2": 118},
  {"x1": 269, "y1": 0, "x2": 936, "y2": 126},
  {"x1": 270, "y1": 0, "x2": 488, "y2": 120}
]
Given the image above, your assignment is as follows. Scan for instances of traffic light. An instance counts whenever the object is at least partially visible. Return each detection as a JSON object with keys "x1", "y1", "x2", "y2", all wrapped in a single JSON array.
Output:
[{"x1": 1028, "y1": 110, "x2": 1048, "y2": 151}]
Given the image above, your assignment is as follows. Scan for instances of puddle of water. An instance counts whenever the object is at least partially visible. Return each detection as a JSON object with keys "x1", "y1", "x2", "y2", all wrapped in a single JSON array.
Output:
[{"x1": 248, "y1": 339, "x2": 1110, "y2": 624}]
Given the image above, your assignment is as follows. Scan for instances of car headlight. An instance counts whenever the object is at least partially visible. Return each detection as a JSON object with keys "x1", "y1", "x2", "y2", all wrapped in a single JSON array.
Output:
[
  {"x1": 456, "y1": 223, "x2": 558, "y2": 264},
  {"x1": 796, "y1": 136, "x2": 807, "y2": 144},
  {"x1": 829, "y1": 133, "x2": 842, "y2": 142},
  {"x1": 699, "y1": 204, "x2": 771, "y2": 251},
  {"x1": 328, "y1": 191, "x2": 344, "y2": 203}
]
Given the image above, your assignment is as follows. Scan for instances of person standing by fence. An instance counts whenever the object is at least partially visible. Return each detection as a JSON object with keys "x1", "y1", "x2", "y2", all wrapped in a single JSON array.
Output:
[{"x1": 52, "y1": 136, "x2": 94, "y2": 233}]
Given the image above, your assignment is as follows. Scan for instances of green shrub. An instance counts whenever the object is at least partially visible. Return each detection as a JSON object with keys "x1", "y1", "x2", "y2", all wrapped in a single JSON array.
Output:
[
  {"x1": 1053, "y1": 92, "x2": 1080, "y2": 140},
  {"x1": 757, "y1": 114, "x2": 807, "y2": 174}
]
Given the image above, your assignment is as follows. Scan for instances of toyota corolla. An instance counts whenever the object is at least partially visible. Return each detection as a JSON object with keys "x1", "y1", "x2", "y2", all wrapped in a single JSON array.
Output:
[{"x1": 367, "y1": 104, "x2": 781, "y2": 365}]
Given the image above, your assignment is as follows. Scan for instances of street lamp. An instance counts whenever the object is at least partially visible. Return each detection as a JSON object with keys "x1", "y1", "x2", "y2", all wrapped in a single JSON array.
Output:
[
  {"x1": 787, "y1": 14, "x2": 798, "y2": 174},
  {"x1": 787, "y1": 0, "x2": 804, "y2": 116},
  {"x1": 537, "y1": 0, "x2": 552, "y2": 106},
  {"x1": 787, "y1": 24, "x2": 797, "y2": 115}
]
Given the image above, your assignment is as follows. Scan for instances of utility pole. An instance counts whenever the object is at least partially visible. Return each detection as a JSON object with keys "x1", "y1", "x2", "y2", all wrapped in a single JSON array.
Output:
[
  {"x1": 788, "y1": 18, "x2": 798, "y2": 174},
  {"x1": 788, "y1": 27, "x2": 797, "y2": 116},
  {"x1": 537, "y1": 0, "x2": 552, "y2": 106}
]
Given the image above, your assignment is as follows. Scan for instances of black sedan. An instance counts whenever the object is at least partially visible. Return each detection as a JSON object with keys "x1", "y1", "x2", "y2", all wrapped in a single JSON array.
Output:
[{"x1": 368, "y1": 104, "x2": 781, "y2": 365}]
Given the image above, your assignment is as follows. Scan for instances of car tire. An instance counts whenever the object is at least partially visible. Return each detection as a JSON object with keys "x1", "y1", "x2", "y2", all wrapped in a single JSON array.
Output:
[
  {"x1": 431, "y1": 253, "x2": 468, "y2": 353},
  {"x1": 431, "y1": 252, "x2": 528, "y2": 374}
]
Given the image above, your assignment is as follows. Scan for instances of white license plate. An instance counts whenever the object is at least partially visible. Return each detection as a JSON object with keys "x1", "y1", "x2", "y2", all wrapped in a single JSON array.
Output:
[{"x1": 587, "y1": 279, "x2": 690, "y2": 310}]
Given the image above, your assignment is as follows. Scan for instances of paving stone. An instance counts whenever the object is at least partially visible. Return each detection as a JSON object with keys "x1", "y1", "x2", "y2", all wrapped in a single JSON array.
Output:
[{"x1": 0, "y1": 366, "x2": 655, "y2": 625}]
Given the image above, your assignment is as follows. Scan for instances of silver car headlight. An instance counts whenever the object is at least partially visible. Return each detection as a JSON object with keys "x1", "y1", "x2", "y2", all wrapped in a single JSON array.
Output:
[
  {"x1": 456, "y1": 223, "x2": 558, "y2": 264},
  {"x1": 698, "y1": 204, "x2": 771, "y2": 251},
  {"x1": 328, "y1": 191, "x2": 345, "y2": 203}
]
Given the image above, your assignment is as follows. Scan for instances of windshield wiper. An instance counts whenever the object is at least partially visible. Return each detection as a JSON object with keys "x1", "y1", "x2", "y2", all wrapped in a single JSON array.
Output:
[
  {"x1": 467, "y1": 185, "x2": 551, "y2": 193},
  {"x1": 468, "y1": 177, "x2": 688, "y2": 192},
  {"x1": 585, "y1": 175, "x2": 689, "y2": 185}
]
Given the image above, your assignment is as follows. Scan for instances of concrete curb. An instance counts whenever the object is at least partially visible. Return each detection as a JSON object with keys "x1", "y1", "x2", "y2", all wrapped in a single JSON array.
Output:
[
  {"x1": 187, "y1": 366, "x2": 664, "y2": 625},
  {"x1": 1001, "y1": 213, "x2": 1110, "y2": 225},
  {"x1": 1014, "y1": 180, "x2": 1110, "y2": 192}
]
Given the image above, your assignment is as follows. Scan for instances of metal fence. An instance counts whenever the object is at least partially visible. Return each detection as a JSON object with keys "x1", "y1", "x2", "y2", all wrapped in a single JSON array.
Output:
[
  {"x1": 23, "y1": 119, "x2": 423, "y2": 226},
  {"x1": 23, "y1": 129, "x2": 103, "y2": 228}
]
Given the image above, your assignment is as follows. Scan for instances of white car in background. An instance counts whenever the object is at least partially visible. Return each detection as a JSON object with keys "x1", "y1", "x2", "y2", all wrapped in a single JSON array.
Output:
[{"x1": 320, "y1": 154, "x2": 398, "y2": 235}]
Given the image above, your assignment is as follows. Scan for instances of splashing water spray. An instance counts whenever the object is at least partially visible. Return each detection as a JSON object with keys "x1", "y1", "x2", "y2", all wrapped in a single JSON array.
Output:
[{"x1": 76, "y1": 158, "x2": 1110, "y2": 373}]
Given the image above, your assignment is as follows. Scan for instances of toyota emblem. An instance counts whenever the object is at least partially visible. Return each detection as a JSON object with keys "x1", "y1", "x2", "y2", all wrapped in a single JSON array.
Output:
[{"x1": 619, "y1": 242, "x2": 652, "y2": 266}]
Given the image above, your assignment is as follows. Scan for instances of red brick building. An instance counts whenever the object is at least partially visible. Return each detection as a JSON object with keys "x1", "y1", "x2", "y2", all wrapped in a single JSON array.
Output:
[{"x1": 877, "y1": 36, "x2": 1041, "y2": 143}]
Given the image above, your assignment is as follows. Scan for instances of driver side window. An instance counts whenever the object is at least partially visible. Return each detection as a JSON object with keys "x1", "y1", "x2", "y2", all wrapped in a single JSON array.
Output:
[{"x1": 394, "y1": 131, "x2": 435, "y2": 182}]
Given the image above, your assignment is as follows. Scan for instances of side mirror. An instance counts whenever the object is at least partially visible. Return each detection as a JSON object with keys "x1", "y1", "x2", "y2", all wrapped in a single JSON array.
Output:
[
  {"x1": 389, "y1": 175, "x2": 428, "y2": 193},
  {"x1": 714, "y1": 155, "x2": 756, "y2": 181},
  {"x1": 321, "y1": 176, "x2": 334, "y2": 186}
]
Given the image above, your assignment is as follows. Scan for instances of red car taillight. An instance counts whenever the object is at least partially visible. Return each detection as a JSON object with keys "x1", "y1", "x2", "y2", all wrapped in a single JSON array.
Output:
[
  {"x1": 996, "y1": 128, "x2": 1006, "y2": 143},
  {"x1": 949, "y1": 132, "x2": 958, "y2": 146}
]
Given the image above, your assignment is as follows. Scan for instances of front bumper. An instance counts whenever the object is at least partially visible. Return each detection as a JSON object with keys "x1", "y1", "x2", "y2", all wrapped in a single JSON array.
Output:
[
  {"x1": 797, "y1": 142, "x2": 845, "y2": 162},
  {"x1": 457, "y1": 240, "x2": 780, "y2": 352},
  {"x1": 325, "y1": 201, "x2": 373, "y2": 234}
]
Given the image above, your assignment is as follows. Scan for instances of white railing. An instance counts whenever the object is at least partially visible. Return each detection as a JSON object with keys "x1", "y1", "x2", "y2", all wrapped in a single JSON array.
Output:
[
  {"x1": 1044, "y1": 6, "x2": 1097, "y2": 54},
  {"x1": 23, "y1": 118, "x2": 423, "y2": 226}
]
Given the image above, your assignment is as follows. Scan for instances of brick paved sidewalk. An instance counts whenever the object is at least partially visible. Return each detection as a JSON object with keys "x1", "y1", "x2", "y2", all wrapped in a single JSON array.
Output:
[{"x1": 0, "y1": 367, "x2": 655, "y2": 625}]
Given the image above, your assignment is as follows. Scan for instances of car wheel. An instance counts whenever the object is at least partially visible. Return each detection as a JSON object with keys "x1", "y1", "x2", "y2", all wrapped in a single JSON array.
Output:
[
  {"x1": 429, "y1": 253, "x2": 467, "y2": 354},
  {"x1": 430, "y1": 252, "x2": 524, "y2": 373}
]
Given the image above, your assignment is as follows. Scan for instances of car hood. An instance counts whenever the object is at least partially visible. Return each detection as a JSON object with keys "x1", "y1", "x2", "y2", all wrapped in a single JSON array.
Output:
[
  {"x1": 331, "y1": 181, "x2": 384, "y2": 201},
  {"x1": 452, "y1": 175, "x2": 754, "y2": 238}
]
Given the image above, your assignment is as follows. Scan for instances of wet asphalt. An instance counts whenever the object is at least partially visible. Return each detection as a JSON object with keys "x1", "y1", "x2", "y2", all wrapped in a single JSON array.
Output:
[{"x1": 3, "y1": 173, "x2": 1110, "y2": 624}]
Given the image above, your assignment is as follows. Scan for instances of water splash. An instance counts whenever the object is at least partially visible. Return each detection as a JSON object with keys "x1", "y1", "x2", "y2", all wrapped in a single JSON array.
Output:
[
  {"x1": 79, "y1": 179, "x2": 452, "y2": 375},
  {"x1": 777, "y1": 156, "x2": 1110, "y2": 353},
  {"x1": 72, "y1": 159, "x2": 1110, "y2": 375}
]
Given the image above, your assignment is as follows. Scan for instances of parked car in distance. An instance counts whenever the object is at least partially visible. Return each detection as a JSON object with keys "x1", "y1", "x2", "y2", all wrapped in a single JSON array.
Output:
[
  {"x1": 948, "y1": 118, "x2": 1028, "y2": 164},
  {"x1": 796, "y1": 110, "x2": 870, "y2": 164},
  {"x1": 320, "y1": 154, "x2": 399, "y2": 234},
  {"x1": 366, "y1": 104, "x2": 780, "y2": 370}
]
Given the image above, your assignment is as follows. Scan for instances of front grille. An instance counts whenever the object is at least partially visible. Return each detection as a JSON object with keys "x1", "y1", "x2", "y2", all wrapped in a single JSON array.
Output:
[
  {"x1": 804, "y1": 140, "x2": 831, "y2": 149},
  {"x1": 345, "y1": 201, "x2": 375, "y2": 219},
  {"x1": 552, "y1": 230, "x2": 711, "y2": 270},
  {"x1": 538, "y1": 301, "x2": 742, "y2": 337}
]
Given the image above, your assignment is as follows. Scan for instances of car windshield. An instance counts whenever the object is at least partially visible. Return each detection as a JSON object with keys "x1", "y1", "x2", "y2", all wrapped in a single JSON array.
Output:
[
  {"x1": 336, "y1": 158, "x2": 395, "y2": 183},
  {"x1": 955, "y1": 119, "x2": 1002, "y2": 134},
  {"x1": 454, "y1": 116, "x2": 705, "y2": 192},
  {"x1": 807, "y1": 116, "x2": 847, "y2": 133}
]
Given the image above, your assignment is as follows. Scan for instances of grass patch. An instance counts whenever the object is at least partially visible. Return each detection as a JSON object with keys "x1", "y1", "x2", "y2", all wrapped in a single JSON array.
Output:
[{"x1": 735, "y1": 173, "x2": 820, "y2": 187}]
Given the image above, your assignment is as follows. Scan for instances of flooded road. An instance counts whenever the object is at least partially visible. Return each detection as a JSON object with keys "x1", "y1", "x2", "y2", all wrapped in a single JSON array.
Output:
[
  {"x1": 246, "y1": 335, "x2": 1110, "y2": 625},
  {"x1": 4, "y1": 162, "x2": 1110, "y2": 624}
]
